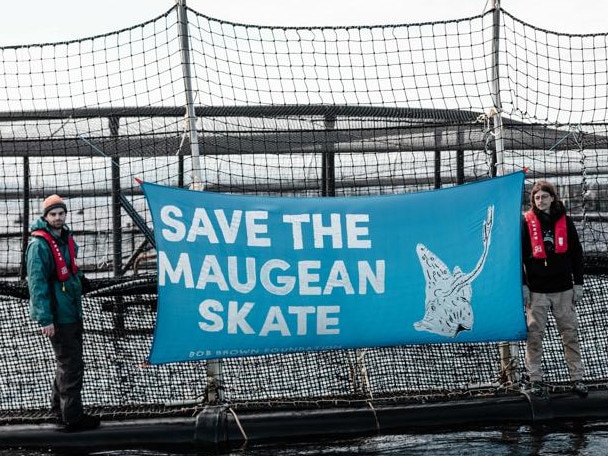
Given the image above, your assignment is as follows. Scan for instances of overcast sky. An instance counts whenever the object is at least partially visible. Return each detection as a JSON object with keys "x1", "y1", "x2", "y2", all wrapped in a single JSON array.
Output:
[{"x1": 0, "y1": 0, "x2": 607, "y2": 46}]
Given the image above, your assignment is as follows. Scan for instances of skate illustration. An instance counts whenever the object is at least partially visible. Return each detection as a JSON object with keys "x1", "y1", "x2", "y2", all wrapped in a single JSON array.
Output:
[{"x1": 413, "y1": 206, "x2": 494, "y2": 337}]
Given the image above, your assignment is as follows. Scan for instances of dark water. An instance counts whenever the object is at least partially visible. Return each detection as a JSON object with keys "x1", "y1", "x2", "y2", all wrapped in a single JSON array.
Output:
[{"x1": 3, "y1": 422, "x2": 608, "y2": 456}]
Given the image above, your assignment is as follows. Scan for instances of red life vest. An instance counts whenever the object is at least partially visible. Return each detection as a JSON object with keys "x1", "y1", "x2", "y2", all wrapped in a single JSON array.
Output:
[
  {"x1": 31, "y1": 229, "x2": 78, "y2": 282},
  {"x1": 524, "y1": 211, "x2": 568, "y2": 259}
]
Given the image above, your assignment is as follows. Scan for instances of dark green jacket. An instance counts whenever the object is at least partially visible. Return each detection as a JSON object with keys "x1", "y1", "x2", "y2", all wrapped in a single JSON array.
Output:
[{"x1": 26, "y1": 217, "x2": 83, "y2": 326}]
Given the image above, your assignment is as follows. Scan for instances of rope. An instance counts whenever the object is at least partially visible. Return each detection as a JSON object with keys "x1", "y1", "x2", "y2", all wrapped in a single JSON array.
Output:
[
  {"x1": 477, "y1": 107, "x2": 499, "y2": 177},
  {"x1": 571, "y1": 125, "x2": 589, "y2": 232},
  {"x1": 227, "y1": 407, "x2": 248, "y2": 444},
  {"x1": 366, "y1": 400, "x2": 381, "y2": 431}
]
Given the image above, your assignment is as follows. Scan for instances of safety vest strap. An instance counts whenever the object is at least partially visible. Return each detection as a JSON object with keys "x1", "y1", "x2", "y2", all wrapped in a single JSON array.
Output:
[
  {"x1": 525, "y1": 211, "x2": 568, "y2": 259},
  {"x1": 31, "y1": 229, "x2": 78, "y2": 282}
]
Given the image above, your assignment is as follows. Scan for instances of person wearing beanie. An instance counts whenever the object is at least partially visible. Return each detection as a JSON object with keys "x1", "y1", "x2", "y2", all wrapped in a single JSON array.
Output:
[
  {"x1": 42, "y1": 194, "x2": 68, "y2": 217},
  {"x1": 25, "y1": 195, "x2": 100, "y2": 432}
]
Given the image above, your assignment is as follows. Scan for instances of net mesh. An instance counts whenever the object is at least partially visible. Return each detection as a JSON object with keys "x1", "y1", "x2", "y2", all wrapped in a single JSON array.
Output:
[{"x1": 1, "y1": 6, "x2": 608, "y2": 423}]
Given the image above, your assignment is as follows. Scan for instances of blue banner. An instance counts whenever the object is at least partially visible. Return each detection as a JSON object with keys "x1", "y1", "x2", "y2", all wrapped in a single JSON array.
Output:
[{"x1": 141, "y1": 172, "x2": 526, "y2": 364}]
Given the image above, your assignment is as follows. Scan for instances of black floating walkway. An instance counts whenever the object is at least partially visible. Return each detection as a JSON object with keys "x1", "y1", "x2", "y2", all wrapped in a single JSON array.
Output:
[{"x1": 2, "y1": 390, "x2": 607, "y2": 452}]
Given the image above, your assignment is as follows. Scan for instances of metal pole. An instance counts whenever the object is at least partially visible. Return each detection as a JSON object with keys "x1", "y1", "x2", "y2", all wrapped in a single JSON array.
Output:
[
  {"x1": 492, "y1": 0, "x2": 520, "y2": 385},
  {"x1": 176, "y1": 0, "x2": 222, "y2": 402},
  {"x1": 322, "y1": 114, "x2": 336, "y2": 197},
  {"x1": 433, "y1": 130, "x2": 442, "y2": 189},
  {"x1": 19, "y1": 157, "x2": 30, "y2": 280},
  {"x1": 109, "y1": 116, "x2": 122, "y2": 278},
  {"x1": 456, "y1": 149, "x2": 465, "y2": 185},
  {"x1": 491, "y1": 0, "x2": 505, "y2": 177},
  {"x1": 176, "y1": 0, "x2": 203, "y2": 188},
  {"x1": 109, "y1": 117, "x2": 126, "y2": 336}
]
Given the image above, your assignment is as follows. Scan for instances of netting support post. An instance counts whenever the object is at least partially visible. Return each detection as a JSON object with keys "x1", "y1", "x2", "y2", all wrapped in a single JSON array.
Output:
[
  {"x1": 177, "y1": 0, "x2": 203, "y2": 188},
  {"x1": 177, "y1": 0, "x2": 223, "y2": 403},
  {"x1": 498, "y1": 341, "x2": 520, "y2": 385},
  {"x1": 109, "y1": 116, "x2": 123, "y2": 278},
  {"x1": 109, "y1": 116, "x2": 126, "y2": 335},
  {"x1": 19, "y1": 157, "x2": 31, "y2": 280},
  {"x1": 492, "y1": 1, "x2": 519, "y2": 385},
  {"x1": 456, "y1": 149, "x2": 465, "y2": 184},
  {"x1": 322, "y1": 114, "x2": 337, "y2": 196},
  {"x1": 433, "y1": 131, "x2": 442, "y2": 188},
  {"x1": 490, "y1": 0, "x2": 504, "y2": 177},
  {"x1": 435, "y1": 129, "x2": 464, "y2": 187}
]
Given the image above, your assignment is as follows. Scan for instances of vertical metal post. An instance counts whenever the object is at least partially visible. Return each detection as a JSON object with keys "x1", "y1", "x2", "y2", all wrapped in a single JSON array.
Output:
[
  {"x1": 178, "y1": 155, "x2": 185, "y2": 188},
  {"x1": 109, "y1": 116, "x2": 126, "y2": 335},
  {"x1": 456, "y1": 129, "x2": 465, "y2": 184},
  {"x1": 433, "y1": 130, "x2": 442, "y2": 189},
  {"x1": 19, "y1": 157, "x2": 31, "y2": 280},
  {"x1": 491, "y1": 0, "x2": 520, "y2": 384},
  {"x1": 491, "y1": 0, "x2": 505, "y2": 177},
  {"x1": 456, "y1": 151, "x2": 464, "y2": 185},
  {"x1": 322, "y1": 114, "x2": 336, "y2": 196},
  {"x1": 321, "y1": 112, "x2": 370, "y2": 396},
  {"x1": 176, "y1": 0, "x2": 222, "y2": 403},
  {"x1": 177, "y1": 0, "x2": 203, "y2": 187},
  {"x1": 433, "y1": 150, "x2": 441, "y2": 189},
  {"x1": 109, "y1": 116, "x2": 122, "y2": 278}
]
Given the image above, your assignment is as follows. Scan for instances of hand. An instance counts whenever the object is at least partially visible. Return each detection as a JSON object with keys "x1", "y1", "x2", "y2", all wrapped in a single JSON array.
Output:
[
  {"x1": 522, "y1": 285, "x2": 530, "y2": 305},
  {"x1": 41, "y1": 323, "x2": 55, "y2": 337},
  {"x1": 573, "y1": 284, "x2": 584, "y2": 303}
]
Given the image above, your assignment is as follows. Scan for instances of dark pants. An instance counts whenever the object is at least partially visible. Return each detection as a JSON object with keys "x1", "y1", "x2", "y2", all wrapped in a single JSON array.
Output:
[{"x1": 49, "y1": 321, "x2": 84, "y2": 424}]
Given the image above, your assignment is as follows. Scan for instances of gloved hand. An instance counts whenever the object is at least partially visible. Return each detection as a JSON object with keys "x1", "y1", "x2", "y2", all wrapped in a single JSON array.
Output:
[
  {"x1": 522, "y1": 285, "x2": 530, "y2": 305},
  {"x1": 573, "y1": 284, "x2": 584, "y2": 303}
]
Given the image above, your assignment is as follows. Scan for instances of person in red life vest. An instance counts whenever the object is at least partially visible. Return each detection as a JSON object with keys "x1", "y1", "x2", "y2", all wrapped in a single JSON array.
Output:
[
  {"x1": 25, "y1": 194, "x2": 100, "y2": 432},
  {"x1": 522, "y1": 181, "x2": 587, "y2": 399}
]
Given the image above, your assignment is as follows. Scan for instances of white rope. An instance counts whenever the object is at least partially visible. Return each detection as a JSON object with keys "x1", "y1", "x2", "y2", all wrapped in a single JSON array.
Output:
[
  {"x1": 366, "y1": 400, "x2": 381, "y2": 431},
  {"x1": 227, "y1": 407, "x2": 249, "y2": 444}
]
